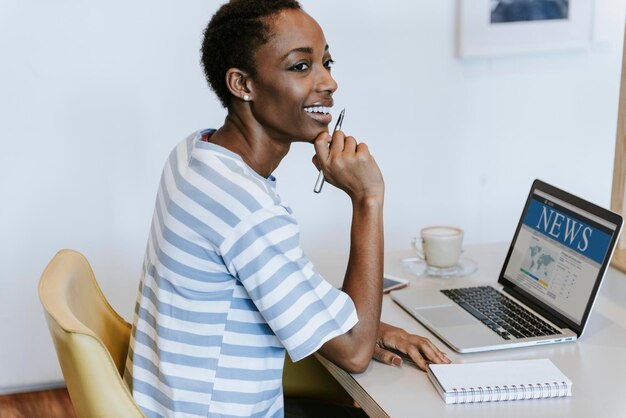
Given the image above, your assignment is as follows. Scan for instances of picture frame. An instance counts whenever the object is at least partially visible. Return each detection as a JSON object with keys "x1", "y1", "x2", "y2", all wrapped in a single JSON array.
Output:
[{"x1": 457, "y1": 0, "x2": 593, "y2": 58}]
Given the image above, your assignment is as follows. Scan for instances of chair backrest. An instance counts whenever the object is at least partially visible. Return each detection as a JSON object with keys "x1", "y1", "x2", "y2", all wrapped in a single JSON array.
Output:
[{"x1": 38, "y1": 249, "x2": 144, "y2": 418}]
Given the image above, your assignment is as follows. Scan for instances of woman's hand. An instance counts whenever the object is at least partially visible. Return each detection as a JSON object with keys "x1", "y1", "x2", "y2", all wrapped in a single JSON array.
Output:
[
  {"x1": 312, "y1": 130, "x2": 384, "y2": 202},
  {"x1": 373, "y1": 322, "x2": 451, "y2": 371}
]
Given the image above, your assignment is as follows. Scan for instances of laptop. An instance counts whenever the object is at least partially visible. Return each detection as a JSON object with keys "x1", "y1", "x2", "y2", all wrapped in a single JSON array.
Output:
[{"x1": 392, "y1": 179, "x2": 623, "y2": 353}]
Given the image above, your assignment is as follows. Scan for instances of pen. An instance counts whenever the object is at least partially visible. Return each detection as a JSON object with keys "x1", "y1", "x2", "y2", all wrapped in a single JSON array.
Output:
[{"x1": 313, "y1": 108, "x2": 345, "y2": 193}]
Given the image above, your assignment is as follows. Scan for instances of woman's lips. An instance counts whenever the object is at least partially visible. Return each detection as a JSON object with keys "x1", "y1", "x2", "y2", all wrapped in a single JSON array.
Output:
[{"x1": 304, "y1": 106, "x2": 332, "y2": 124}]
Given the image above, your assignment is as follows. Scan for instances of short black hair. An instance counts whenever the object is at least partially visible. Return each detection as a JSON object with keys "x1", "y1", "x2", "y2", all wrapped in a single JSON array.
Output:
[{"x1": 201, "y1": 0, "x2": 302, "y2": 108}]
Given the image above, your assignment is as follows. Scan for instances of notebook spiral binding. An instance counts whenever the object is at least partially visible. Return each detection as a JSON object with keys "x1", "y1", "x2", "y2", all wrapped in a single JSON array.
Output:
[{"x1": 451, "y1": 381, "x2": 570, "y2": 404}]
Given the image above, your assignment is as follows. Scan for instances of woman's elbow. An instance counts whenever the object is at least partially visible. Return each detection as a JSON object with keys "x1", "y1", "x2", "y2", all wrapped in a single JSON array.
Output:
[
  {"x1": 343, "y1": 359, "x2": 369, "y2": 374},
  {"x1": 337, "y1": 349, "x2": 372, "y2": 373},
  {"x1": 319, "y1": 333, "x2": 375, "y2": 373}
]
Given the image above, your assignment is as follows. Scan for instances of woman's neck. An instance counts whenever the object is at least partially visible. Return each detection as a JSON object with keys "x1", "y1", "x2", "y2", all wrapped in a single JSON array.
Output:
[{"x1": 208, "y1": 113, "x2": 290, "y2": 179}]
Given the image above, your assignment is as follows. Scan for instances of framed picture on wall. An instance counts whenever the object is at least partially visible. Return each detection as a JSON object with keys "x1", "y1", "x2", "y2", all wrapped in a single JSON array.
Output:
[{"x1": 457, "y1": 0, "x2": 593, "y2": 58}]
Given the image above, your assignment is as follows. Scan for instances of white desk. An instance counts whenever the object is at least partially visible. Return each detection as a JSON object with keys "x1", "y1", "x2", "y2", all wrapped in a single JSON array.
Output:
[{"x1": 313, "y1": 243, "x2": 626, "y2": 418}]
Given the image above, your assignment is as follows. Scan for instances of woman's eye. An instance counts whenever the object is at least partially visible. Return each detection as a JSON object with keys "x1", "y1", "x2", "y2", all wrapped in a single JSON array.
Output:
[
  {"x1": 290, "y1": 62, "x2": 310, "y2": 72},
  {"x1": 324, "y1": 59, "x2": 335, "y2": 69}
]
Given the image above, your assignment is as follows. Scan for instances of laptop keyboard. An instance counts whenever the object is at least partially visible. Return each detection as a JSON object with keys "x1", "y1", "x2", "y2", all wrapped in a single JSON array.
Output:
[{"x1": 441, "y1": 286, "x2": 561, "y2": 340}]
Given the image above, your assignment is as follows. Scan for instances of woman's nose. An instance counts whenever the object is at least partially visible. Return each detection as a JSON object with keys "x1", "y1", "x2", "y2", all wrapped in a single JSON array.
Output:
[{"x1": 316, "y1": 67, "x2": 338, "y2": 95}]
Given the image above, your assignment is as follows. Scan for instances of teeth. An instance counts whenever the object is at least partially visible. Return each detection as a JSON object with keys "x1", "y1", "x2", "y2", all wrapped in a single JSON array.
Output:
[{"x1": 304, "y1": 106, "x2": 330, "y2": 114}]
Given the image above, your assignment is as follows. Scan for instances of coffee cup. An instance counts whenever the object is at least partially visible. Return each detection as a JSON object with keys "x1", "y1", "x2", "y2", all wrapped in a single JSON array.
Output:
[{"x1": 411, "y1": 226, "x2": 464, "y2": 270}]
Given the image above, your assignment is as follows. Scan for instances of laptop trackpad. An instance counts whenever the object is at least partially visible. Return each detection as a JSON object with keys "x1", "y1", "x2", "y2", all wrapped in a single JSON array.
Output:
[{"x1": 416, "y1": 306, "x2": 477, "y2": 327}]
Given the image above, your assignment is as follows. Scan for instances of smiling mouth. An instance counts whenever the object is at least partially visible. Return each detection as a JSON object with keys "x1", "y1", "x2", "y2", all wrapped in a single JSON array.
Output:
[{"x1": 304, "y1": 106, "x2": 332, "y2": 124}]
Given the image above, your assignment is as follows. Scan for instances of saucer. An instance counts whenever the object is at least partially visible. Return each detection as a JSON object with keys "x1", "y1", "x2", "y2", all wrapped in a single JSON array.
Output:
[{"x1": 401, "y1": 257, "x2": 478, "y2": 278}]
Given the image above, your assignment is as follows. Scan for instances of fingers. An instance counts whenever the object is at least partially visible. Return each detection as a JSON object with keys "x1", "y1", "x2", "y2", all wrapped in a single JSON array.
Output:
[
  {"x1": 405, "y1": 343, "x2": 437, "y2": 371},
  {"x1": 312, "y1": 130, "x2": 357, "y2": 169},
  {"x1": 329, "y1": 130, "x2": 346, "y2": 157},
  {"x1": 328, "y1": 131, "x2": 359, "y2": 156},
  {"x1": 372, "y1": 346, "x2": 403, "y2": 367},
  {"x1": 313, "y1": 131, "x2": 332, "y2": 167},
  {"x1": 311, "y1": 155, "x2": 320, "y2": 171},
  {"x1": 342, "y1": 135, "x2": 357, "y2": 153},
  {"x1": 376, "y1": 327, "x2": 451, "y2": 372},
  {"x1": 312, "y1": 129, "x2": 382, "y2": 198},
  {"x1": 312, "y1": 130, "x2": 358, "y2": 172},
  {"x1": 401, "y1": 345, "x2": 428, "y2": 371},
  {"x1": 403, "y1": 337, "x2": 450, "y2": 367},
  {"x1": 355, "y1": 141, "x2": 369, "y2": 156}
]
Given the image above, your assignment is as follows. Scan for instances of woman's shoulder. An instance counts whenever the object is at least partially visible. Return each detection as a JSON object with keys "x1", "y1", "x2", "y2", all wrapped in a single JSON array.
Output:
[{"x1": 173, "y1": 130, "x2": 281, "y2": 210}]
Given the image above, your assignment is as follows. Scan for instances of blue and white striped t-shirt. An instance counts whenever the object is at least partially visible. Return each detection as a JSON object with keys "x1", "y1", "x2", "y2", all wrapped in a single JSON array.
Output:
[{"x1": 124, "y1": 130, "x2": 358, "y2": 418}]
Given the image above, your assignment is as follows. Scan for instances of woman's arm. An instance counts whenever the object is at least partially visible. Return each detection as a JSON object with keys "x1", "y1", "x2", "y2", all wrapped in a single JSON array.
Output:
[
  {"x1": 312, "y1": 129, "x2": 385, "y2": 373},
  {"x1": 311, "y1": 130, "x2": 451, "y2": 373}
]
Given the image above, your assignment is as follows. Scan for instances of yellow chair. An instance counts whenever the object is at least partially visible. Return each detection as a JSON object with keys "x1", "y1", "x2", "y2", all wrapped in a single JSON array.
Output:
[
  {"x1": 38, "y1": 249, "x2": 144, "y2": 417},
  {"x1": 39, "y1": 249, "x2": 351, "y2": 417}
]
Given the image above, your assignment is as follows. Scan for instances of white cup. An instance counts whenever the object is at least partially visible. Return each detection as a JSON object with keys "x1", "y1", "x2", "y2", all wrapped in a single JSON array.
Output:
[{"x1": 412, "y1": 226, "x2": 464, "y2": 269}]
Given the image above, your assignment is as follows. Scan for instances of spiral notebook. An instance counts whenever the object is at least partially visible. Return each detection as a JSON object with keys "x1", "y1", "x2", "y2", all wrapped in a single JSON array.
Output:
[{"x1": 428, "y1": 359, "x2": 572, "y2": 404}]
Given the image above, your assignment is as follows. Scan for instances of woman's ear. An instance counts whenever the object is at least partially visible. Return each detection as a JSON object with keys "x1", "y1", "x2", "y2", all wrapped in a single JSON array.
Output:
[{"x1": 225, "y1": 68, "x2": 253, "y2": 102}]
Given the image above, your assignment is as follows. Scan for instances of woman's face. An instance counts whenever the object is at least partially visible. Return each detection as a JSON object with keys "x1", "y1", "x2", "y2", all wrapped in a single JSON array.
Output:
[{"x1": 248, "y1": 9, "x2": 337, "y2": 143}]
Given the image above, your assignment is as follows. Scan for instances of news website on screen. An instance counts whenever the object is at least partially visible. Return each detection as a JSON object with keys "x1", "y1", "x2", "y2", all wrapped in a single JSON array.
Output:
[{"x1": 504, "y1": 190, "x2": 615, "y2": 325}]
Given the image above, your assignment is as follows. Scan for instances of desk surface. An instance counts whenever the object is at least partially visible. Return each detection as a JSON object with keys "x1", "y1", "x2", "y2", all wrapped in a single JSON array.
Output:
[{"x1": 314, "y1": 243, "x2": 626, "y2": 418}]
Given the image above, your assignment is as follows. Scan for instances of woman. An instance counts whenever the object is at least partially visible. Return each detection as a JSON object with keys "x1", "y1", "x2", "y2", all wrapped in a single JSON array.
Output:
[{"x1": 125, "y1": 1, "x2": 450, "y2": 417}]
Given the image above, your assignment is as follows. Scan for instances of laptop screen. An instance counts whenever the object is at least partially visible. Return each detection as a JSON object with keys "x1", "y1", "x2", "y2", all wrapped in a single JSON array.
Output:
[{"x1": 503, "y1": 187, "x2": 619, "y2": 326}]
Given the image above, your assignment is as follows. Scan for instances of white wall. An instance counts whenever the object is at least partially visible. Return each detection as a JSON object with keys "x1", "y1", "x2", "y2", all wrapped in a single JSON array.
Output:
[{"x1": 1, "y1": 0, "x2": 624, "y2": 391}]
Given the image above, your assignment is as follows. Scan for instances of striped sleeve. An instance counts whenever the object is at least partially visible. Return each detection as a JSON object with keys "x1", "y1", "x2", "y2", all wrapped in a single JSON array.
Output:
[{"x1": 219, "y1": 204, "x2": 358, "y2": 362}]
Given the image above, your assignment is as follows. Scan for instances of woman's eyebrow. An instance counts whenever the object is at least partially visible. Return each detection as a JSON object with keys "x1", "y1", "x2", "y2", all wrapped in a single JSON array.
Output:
[{"x1": 281, "y1": 44, "x2": 330, "y2": 61}]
